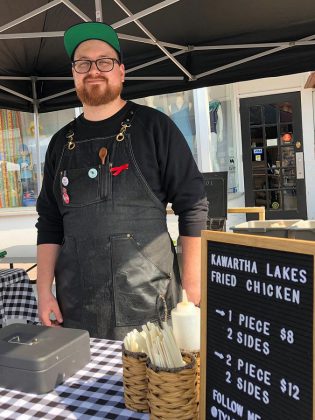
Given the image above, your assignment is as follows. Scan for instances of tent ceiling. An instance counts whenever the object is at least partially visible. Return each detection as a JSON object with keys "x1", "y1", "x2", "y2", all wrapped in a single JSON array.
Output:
[{"x1": 1, "y1": 0, "x2": 315, "y2": 113}]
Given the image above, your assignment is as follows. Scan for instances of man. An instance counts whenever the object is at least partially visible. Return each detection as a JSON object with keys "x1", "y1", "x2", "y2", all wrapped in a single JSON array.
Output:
[{"x1": 36, "y1": 21, "x2": 208, "y2": 340}]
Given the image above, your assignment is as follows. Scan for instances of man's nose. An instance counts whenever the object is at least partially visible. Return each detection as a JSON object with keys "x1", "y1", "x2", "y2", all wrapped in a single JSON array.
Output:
[{"x1": 89, "y1": 61, "x2": 100, "y2": 73}]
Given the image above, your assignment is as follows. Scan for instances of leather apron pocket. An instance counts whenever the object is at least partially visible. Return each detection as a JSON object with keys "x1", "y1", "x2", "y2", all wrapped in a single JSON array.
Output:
[
  {"x1": 59, "y1": 161, "x2": 112, "y2": 207},
  {"x1": 55, "y1": 236, "x2": 83, "y2": 327},
  {"x1": 110, "y1": 233, "x2": 171, "y2": 327}
]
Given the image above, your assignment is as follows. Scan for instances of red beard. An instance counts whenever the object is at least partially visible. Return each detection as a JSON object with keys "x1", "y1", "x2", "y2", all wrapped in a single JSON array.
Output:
[{"x1": 76, "y1": 76, "x2": 123, "y2": 106}]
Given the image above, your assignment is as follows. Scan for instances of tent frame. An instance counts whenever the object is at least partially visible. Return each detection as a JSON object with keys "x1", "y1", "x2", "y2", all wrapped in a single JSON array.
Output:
[{"x1": 1, "y1": 0, "x2": 315, "y2": 107}]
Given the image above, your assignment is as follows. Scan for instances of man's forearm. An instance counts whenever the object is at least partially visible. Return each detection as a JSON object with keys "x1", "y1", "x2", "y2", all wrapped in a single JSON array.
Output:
[
  {"x1": 37, "y1": 243, "x2": 61, "y2": 295},
  {"x1": 180, "y1": 235, "x2": 201, "y2": 305}
]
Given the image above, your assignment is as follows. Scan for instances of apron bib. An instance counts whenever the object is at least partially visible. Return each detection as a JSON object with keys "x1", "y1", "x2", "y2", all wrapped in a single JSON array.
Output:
[{"x1": 53, "y1": 109, "x2": 181, "y2": 339}]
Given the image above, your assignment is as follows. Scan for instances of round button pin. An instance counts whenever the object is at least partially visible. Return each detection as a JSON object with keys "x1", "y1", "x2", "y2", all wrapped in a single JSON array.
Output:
[
  {"x1": 62, "y1": 176, "x2": 69, "y2": 186},
  {"x1": 88, "y1": 168, "x2": 98, "y2": 178},
  {"x1": 63, "y1": 192, "x2": 70, "y2": 204}
]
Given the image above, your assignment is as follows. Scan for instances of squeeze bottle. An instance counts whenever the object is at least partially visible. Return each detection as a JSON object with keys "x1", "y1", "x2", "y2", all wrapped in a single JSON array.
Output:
[{"x1": 171, "y1": 290, "x2": 200, "y2": 351}]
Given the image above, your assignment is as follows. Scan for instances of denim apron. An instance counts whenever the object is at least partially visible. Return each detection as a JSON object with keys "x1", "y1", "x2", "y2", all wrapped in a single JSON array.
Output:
[{"x1": 53, "y1": 108, "x2": 181, "y2": 339}]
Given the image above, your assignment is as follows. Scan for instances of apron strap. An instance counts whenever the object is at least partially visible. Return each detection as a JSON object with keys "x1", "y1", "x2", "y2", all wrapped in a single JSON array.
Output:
[{"x1": 116, "y1": 104, "x2": 137, "y2": 142}]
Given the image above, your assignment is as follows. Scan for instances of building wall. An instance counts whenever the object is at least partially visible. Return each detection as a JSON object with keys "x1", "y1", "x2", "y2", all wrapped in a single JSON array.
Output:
[{"x1": 0, "y1": 209, "x2": 37, "y2": 246}]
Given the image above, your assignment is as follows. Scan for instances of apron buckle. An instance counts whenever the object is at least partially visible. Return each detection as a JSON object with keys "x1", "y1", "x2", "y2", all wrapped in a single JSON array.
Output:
[
  {"x1": 66, "y1": 130, "x2": 75, "y2": 150},
  {"x1": 116, "y1": 123, "x2": 131, "y2": 142}
]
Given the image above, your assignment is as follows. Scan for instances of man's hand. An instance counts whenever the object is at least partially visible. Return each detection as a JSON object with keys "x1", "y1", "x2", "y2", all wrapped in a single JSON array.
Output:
[
  {"x1": 37, "y1": 243, "x2": 62, "y2": 326},
  {"x1": 38, "y1": 291, "x2": 63, "y2": 327}
]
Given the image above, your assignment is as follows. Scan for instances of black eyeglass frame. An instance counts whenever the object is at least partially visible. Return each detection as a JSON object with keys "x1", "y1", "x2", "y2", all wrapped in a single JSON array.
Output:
[{"x1": 72, "y1": 57, "x2": 121, "y2": 73}]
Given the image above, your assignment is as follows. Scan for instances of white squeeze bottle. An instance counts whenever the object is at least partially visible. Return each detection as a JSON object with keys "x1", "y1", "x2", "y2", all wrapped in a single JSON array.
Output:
[{"x1": 171, "y1": 289, "x2": 200, "y2": 352}]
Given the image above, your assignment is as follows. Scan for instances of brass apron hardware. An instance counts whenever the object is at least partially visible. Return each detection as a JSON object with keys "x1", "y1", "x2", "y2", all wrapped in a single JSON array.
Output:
[
  {"x1": 116, "y1": 123, "x2": 131, "y2": 142},
  {"x1": 66, "y1": 109, "x2": 134, "y2": 148},
  {"x1": 66, "y1": 130, "x2": 75, "y2": 150}
]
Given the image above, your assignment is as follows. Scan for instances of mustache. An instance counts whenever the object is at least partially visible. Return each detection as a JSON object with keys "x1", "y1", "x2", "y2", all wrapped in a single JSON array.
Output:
[{"x1": 83, "y1": 75, "x2": 108, "y2": 82}]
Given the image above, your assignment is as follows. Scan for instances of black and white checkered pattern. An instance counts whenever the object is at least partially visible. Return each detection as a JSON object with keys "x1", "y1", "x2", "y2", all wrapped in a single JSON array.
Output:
[
  {"x1": 0, "y1": 338, "x2": 149, "y2": 419},
  {"x1": 0, "y1": 269, "x2": 40, "y2": 326}
]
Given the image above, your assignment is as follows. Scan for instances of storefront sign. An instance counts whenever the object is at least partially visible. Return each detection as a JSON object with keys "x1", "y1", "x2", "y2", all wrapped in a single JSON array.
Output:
[
  {"x1": 200, "y1": 231, "x2": 315, "y2": 420},
  {"x1": 252, "y1": 148, "x2": 264, "y2": 162},
  {"x1": 266, "y1": 138, "x2": 278, "y2": 147}
]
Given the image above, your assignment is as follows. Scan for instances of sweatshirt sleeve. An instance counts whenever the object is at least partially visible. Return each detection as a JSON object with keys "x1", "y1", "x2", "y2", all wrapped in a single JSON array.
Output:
[
  {"x1": 154, "y1": 112, "x2": 208, "y2": 237},
  {"x1": 36, "y1": 133, "x2": 64, "y2": 245}
]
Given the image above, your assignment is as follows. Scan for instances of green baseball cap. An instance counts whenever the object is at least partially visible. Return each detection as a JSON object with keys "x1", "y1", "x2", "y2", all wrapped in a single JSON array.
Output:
[{"x1": 64, "y1": 22, "x2": 121, "y2": 60}]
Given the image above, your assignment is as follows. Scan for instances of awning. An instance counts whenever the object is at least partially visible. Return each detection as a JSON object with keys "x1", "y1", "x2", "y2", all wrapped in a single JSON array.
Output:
[{"x1": 1, "y1": 0, "x2": 315, "y2": 112}]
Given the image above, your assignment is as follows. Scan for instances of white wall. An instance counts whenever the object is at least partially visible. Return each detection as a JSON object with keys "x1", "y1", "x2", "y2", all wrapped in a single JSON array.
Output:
[
  {"x1": 0, "y1": 210, "x2": 37, "y2": 247},
  {"x1": 301, "y1": 89, "x2": 315, "y2": 219},
  {"x1": 236, "y1": 73, "x2": 308, "y2": 96}
]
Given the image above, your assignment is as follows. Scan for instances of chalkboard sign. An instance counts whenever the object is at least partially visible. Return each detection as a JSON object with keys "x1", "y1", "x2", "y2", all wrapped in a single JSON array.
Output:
[
  {"x1": 200, "y1": 231, "x2": 315, "y2": 420},
  {"x1": 203, "y1": 172, "x2": 228, "y2": 219}
]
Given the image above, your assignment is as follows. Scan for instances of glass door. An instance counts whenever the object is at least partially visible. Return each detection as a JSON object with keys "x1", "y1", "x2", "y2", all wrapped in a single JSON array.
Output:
[{"x1": 240, "y1": 92, "x2": 307, "y2": 220}]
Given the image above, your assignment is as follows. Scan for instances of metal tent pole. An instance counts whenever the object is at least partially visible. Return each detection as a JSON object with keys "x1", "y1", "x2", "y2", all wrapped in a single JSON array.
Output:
[
  {"x1": 95, "y1": 0, "x2": 103, "y2": 22},
  {"x1": 31, "y1": 77, "x2": 41, "y2": 199}
]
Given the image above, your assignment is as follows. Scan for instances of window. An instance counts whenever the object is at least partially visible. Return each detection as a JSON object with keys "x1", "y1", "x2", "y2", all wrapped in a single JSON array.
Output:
[
  {"x1": 135, "y1": 86, "x2": 239, "y2": 194},
  {"x1": 134, "y1": 91, "x2": 197, "y2": 161},
  {"x1": 0, "y1": 108, "x2": 75, "y2": 209}
]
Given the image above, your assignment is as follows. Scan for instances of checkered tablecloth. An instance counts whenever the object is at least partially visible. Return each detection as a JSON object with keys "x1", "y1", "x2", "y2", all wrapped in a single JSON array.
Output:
[
  {"x1": 0, "y1": 269, "x2": 40, "y2": 327},
  {"x1": 0, "y1": 338, "x2": 149, "y2": 419}
]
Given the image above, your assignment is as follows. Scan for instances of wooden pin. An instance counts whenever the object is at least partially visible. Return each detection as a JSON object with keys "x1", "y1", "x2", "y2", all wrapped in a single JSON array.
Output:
[{"x1": 99, "y1": 147, "x2": 108, "y2": 165}]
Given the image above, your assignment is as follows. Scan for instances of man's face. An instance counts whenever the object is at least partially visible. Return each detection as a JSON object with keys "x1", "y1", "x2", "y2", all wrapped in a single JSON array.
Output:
[{"x1": 72, "y1": 39, "x2": 125, "y2": 106}]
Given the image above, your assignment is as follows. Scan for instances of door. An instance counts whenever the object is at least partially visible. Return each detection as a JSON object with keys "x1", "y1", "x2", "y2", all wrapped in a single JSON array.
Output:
[{"x1": 240, "y1": 92, "x2": 307, "y2": 220}]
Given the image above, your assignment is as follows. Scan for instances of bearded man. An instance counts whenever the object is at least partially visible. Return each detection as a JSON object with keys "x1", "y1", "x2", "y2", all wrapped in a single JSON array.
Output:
[{"x1": 36, "y1": 22, "x2": 208, "y2": 340}]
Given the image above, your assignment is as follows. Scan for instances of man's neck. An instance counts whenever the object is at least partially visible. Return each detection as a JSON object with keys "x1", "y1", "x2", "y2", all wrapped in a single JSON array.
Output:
[{"x1": 83, "y1": 98, "x2": 127, "y2": 121}]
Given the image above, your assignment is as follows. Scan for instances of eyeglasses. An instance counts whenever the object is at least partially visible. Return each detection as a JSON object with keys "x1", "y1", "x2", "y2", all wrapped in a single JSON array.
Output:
[{"x1": 72, "y1": 58, "x2": 120, "y2": 74}]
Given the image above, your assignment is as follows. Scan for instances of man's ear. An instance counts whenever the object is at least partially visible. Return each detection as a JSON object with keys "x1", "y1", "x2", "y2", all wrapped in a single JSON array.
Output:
[{"x1": 120, "y1": 63, "x2": 125, "y2": 83}]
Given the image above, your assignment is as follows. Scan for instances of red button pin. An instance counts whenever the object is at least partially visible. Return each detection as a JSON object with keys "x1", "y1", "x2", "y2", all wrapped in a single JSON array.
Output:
[{"x1": 62, "y1": 188, "x2": 70, "y2": 204}]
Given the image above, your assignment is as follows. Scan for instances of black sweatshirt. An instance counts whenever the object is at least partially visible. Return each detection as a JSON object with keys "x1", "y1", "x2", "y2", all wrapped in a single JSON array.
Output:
[{"x1": 36, "y1": 101, "x2": 208, "y2": 244}]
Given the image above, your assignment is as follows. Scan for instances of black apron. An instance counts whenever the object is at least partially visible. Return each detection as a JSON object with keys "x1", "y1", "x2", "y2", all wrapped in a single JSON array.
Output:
[{"x1": 53, "y1": 108, "x2": 181, "y2": 339}]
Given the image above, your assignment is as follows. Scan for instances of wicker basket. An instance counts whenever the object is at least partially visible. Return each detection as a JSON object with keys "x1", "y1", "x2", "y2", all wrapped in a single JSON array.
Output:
[
  {"x1": 122, "y1": 345, "x2": 149, "y2": 413},
  {"x1": 146, "y1": 352, "x2": 198, "y2": 419},
  {"x1": 192, "y1": 351, "x2": 200, "y2": 402}
]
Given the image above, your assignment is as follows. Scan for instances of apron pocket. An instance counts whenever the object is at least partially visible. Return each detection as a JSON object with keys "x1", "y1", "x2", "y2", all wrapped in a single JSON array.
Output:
[
  {"x1": 111, "y1": 234, "x2": 171, "y2": 327},
  {"x1": 60, "y1": 164, "x2": 111, "y2": 207},
  {"x1": 55, "y1": 237, "x2": 83, "y2": 325}
]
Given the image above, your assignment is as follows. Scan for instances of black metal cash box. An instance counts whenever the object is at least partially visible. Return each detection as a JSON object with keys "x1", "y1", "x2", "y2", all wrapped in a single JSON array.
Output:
[{"x1": 0, "y1": 323, "x2": 90, "y2": 394}]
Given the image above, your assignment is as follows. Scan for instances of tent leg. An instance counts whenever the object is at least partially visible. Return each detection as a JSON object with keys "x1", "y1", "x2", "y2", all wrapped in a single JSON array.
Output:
[{"x1": 31, "y1": 77, "x2": 41, "y2": 199}]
